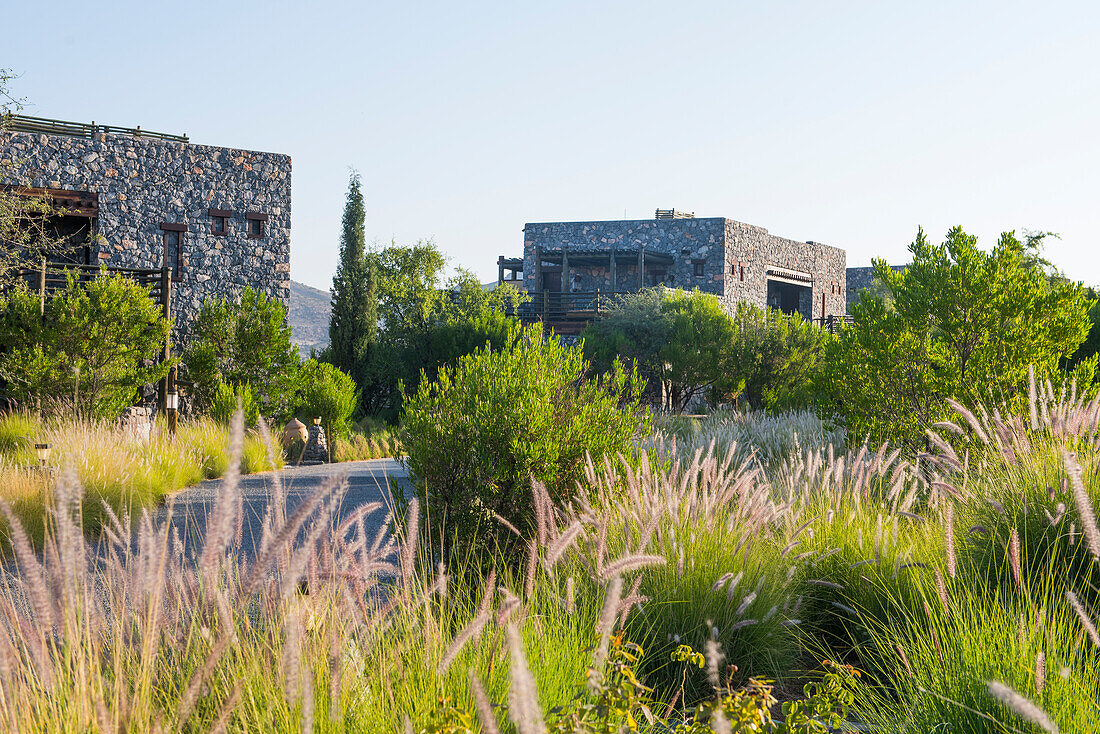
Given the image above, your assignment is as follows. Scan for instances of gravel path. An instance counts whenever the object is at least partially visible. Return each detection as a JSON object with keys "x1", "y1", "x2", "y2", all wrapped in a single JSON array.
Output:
[{"x1": 161, "y1": 458, "x2": 412, "y2": 559}]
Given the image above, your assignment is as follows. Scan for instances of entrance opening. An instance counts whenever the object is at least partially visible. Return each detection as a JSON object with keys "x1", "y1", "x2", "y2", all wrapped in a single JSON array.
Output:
[{"x1": 767, "y1": 279, "x2": 811, "y2": 317}]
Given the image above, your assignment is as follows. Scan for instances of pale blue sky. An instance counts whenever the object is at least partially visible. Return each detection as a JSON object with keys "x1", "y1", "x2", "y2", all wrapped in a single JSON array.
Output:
[{"x1": 6, "y1": 1, "x2": 1100, "y2": 290}]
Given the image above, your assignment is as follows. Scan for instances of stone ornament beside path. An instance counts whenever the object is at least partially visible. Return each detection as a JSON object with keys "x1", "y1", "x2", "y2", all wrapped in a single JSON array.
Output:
[
  {"x1": 282, "y1": 418, "x2": 308, "y2": 449},
  {"x1": 301, "y1": 422, "x2": 329, "y2": 464}
]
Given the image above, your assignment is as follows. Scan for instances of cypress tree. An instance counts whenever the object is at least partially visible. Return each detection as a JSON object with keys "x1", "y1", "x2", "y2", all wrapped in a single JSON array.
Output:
[{"x1": 328, "y1": 172, "x2": 378, "y2": 404}]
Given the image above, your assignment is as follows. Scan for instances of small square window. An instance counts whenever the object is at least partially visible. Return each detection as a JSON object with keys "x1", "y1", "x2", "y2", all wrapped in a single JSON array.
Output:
[
  {"x1": 209, "y1": 208, "x2": 231, "y2": 236},
  {"x1": 693, "y1": 260, "x2": 705, "y2": 278},
  {"x1": 245, "y1": 211, "x2": 268, "y2": 239},
  {"x1": 740, "y1": 265, "x2": 745, "y2": 282}
]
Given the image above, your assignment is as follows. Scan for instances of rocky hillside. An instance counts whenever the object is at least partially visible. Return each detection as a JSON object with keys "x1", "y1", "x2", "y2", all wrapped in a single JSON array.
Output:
[{"x1": 287, "y1": 280, "x2": 331, "y2": 358}]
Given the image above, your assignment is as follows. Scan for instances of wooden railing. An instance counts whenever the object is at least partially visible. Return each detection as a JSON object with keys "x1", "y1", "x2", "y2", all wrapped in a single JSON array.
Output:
[
  {"x1": 1, "y1": 113, "x2": 189, "y2": 143},
  {"x1": 813, "y1": 314, "x2": 854, "y2": 333},
  {"x1": 516, "y1": 291, "x2": 631, "y2": 323}
]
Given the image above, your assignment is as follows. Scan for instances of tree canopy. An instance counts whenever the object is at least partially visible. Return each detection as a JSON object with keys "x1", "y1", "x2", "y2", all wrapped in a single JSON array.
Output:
[{"x1": 819, "y1": 226, "x2": 1093, "y2": 449}]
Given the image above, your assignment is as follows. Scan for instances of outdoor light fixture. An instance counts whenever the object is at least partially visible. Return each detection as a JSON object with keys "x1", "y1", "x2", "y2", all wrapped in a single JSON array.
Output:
[
  {"x1": 34, "y1": 443, "x2": 50, "y2": 467},
  {"x1": 313, "y1": 416, "x2": 322, "y2": 426},
  {"x1": 166, "y1": 391, "x2": 178, "y2": 411}
]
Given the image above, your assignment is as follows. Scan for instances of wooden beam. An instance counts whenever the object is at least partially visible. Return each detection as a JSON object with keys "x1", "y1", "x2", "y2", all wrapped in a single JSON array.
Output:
[
  {"x1": 609, "y1": 247, "x2": 617, "y2": 291},
  {"x1": 563, "y1": 248, "x2": 570, "y2": 292}
]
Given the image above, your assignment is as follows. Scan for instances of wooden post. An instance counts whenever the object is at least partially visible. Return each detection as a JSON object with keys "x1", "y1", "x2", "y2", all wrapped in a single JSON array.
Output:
[
  {"x1": 159, "y1": 266, "x2": 172, "y2": 417},
  {"x1": 564, "y1": 247, "x2": 570, "y2": 289},
  {"x1": 38, "y1": 257, "x2": 46, "y2": 315},
  {"x1": 638, "y1": 247, "x2": 645, "y2": 289},
  {"x1": 609, "y1": 248, "x2": 617, "y2": 292},
  {"x1": 497, "y1": 256, "x2": 505, "y2": 286}
]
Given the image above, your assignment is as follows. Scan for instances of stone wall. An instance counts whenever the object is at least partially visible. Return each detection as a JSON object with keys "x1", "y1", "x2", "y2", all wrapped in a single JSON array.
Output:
[
  {"x1": 0, "y1": 129, "x2": 292, "y2": 345},
  {"x1": 721, "y1": 221, "x2": 847, "y2": 320},
  {"x1": 845, "y1": 264, "x2": 905, "y2": 311},
  {"x1": 521, "y1": 217, "x2": 847, "y2": 320},
  {"x1": 522, "y1": 218, "x2": 729, "y2": 294}
]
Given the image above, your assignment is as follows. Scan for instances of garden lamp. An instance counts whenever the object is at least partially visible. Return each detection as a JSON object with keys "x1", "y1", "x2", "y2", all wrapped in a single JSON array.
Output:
[
  {"x1": 313, "y1": 416, "x2": 322, "y2": 426},
  {"x1": 166, "y1": 390, "x2": 179, "y2": 435},
  {"x1": 34, "y1": 443, "x2": 50, "y2": 467}
]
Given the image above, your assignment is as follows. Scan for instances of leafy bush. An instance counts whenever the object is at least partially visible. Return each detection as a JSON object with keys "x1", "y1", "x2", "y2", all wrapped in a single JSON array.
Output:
[
  {"x1": 0, "y1": 274, "x2": 172, "y2": 419},
  {"x1": 402, "y1": 323, "x2": 648, "y2": 557},
  {"x1": 819, "y1": 227, "x2": 1092, "y2": 449},
  {"x1": 182, "y1": 286, "x2": 299, "y2": 421},
  {"x1": 584, "y1": 288, "x2": 736, "y2": 412},
  {"x1": 717, "y1": 303, "x2": 826, "y2": 410},
  {"x1": 210, "y1": 380, "x2": 260, "y2": 427},
  {"x1": 294, "y1": 359, "x2": 358, "y2": 437}
]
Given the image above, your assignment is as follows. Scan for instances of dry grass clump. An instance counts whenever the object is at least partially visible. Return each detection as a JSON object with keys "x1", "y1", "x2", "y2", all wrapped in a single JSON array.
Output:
[
  {"x1": 0, "y1": 413, "x2": 282, "y2": 547},
  {"x1": 653, "y1": 409, "x2": 845, "y2": 470}
]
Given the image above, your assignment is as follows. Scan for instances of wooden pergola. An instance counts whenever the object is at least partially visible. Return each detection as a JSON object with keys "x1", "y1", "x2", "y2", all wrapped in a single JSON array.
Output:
[{"x1": 531, "y1": 245, "x2": 675, "y2": 292}]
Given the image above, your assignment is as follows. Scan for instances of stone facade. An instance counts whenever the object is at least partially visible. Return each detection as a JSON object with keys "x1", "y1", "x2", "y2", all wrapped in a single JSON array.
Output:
[
  {"x1": 0, "y1": 125, "x2": 291, "y2": 345},
  {"x1": 520, "y1": 216, "x2": 847, "y2": 320},
  {"x1": 845, "y1": 265, "x2": 905, "y2": 311}
]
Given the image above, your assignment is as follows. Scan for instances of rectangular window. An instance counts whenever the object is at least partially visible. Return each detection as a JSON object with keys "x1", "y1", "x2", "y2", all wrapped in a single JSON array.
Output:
[
  {"x1": 209, "y1": 208, "x2": 231, "y2": 235},
  {"x1": 245, "y1": 211, "x2": 268, "y2": 239},
  {"x1": 693, "y1": 260, "x2": 705, "y2": 278},
  {"x1": 740, "y1": 264, "x2": 745, "y2": 282},
  {"x1": 160, "y1": 222, "x2": 187, "y2": 280}
]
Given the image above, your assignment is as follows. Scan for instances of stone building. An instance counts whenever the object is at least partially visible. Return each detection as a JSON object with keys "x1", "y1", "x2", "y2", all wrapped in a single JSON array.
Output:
[
  {"x1": 845, "y1": 264, "x2": 906, "y2": 311},
  {"x1": 498, "y1": 209, "x2": 846, "y2": 331},
  {"x1": 0, "y1": 114, "x2": 291, "y2": 344}
]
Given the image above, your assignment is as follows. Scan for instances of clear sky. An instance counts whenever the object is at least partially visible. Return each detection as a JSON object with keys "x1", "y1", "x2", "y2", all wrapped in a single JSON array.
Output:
[{"x1": 5, "y1": 1, "x2": 1100, "y2": 291}]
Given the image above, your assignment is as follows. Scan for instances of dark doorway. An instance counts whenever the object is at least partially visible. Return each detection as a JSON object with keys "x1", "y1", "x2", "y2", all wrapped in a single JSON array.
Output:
[
  {"x1": 767, "y1": 279, "x2": 810, "y2": 317},
  {"x1": 541, "y1": 268, "x2": 562, "y2": 292}
]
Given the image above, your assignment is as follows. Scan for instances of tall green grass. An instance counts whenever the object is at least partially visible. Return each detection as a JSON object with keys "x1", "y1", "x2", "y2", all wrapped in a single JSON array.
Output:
[
  {"x1": 0, "y1": 413, "x2": 282, "y2": 546},
  {"x1": 0, "y1": 383, "x2": 1098, "y2": 731}
]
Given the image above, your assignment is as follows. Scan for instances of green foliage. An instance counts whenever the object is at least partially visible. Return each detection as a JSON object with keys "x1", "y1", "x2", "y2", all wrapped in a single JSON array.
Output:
[
  {"x1": 182, "y1": 286, "x2": 299, "y2": 421},
  {"x1": 294, "y1": 358, "x2": 358, "y2": 437},
  {"x1": 584, "y1": 289, "x2": 736, "y2": 412},
  {"x1": 718, "y1": 303, "x2": 826, "y2": 410},
  {"x1": 327, "y1": 171, "x2": 379, "y2": 407},
  {"x1": 210, "y1": 380, "x2": 259, "y2": 427},
  {"x1": 0, "y1": 273, "x2": 172, "y2": 419},
  {"x1": 820, "y1": 226, "x2": 1092, "y2": 449},
  {"x1": 350, "y1": 240, "x2": 527, "y2": 420},
  {"x1": 401, "y1": 323, "x2": 647, "y2": 557},
  {"x1": 549, "y1": 634, "x2": 656, "y2": 733}
]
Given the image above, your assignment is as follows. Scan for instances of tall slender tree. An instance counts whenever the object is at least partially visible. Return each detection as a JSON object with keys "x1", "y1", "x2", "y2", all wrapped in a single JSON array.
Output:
[{"x1": 328, "y1": 172, "x2": 378, "y2": 405}]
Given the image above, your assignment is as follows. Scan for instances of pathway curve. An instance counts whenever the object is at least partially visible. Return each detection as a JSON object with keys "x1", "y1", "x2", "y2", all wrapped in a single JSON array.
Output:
[{"x1": 161, "y1": 458, "x2": 411, "y2": 558}]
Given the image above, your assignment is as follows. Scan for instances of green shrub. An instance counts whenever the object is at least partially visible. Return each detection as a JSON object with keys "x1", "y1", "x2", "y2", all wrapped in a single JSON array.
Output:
[
  {"x1": 0, "y1": 411, "x2": 40, "y2": 465},
  {"x1": 294, "y1": 359, "x2": 358, "y2": 437},
  {"x1": 0, "y1": 274, "x2": 172, "y2": 420},
  {"x1": 717, "y1": 303, "x2": 826, "y2": 411},
  {"x1": 402, "y1": 323, "x2": 648, "y2": 558},
  {"x1": 182, "y1": 286, "x2": 299, "y2": 421},
  {"x1": 211, "y1": 381, "x2": 260, "y2": 427}
]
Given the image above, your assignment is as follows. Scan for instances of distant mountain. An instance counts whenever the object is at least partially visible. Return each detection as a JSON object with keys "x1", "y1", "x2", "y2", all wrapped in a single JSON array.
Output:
[{"x1": 287, "y1": 280, "x2": 331, "y2": 358}]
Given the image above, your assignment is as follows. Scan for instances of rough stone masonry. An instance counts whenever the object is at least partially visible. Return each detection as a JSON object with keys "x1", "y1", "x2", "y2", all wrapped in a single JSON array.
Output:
[
  {"x1": 520, "y1": 216, "x2": 847, "y2": 320},
  {"x1": 0, "y1": 120, "x2": 291, "y2": 346}
]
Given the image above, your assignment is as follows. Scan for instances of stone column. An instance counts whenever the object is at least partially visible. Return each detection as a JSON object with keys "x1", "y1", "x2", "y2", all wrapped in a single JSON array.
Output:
[{"x1": 534, "y1": 246, "x2": 542, "y2": 291}]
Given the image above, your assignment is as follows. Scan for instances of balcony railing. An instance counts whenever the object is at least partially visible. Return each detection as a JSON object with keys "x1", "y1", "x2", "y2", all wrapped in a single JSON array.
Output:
[{"x1": 1, "y1": 113, "x2": 189, "y2": 143}]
